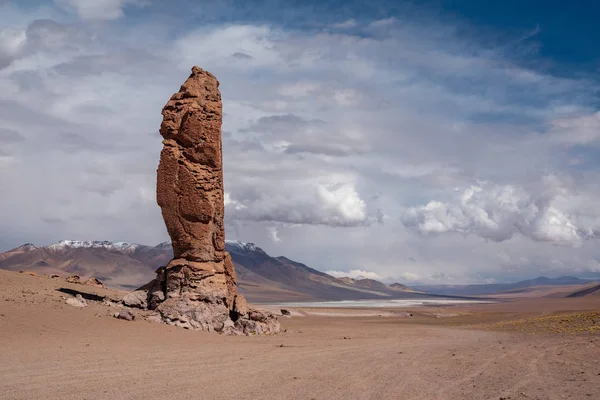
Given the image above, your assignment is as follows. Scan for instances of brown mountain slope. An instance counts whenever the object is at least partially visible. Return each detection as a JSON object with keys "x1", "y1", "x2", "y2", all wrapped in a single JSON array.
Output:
[
  {"x1": 0, "y1": 244, "x2": 155, "y2": 289},
  {"x1": 389, "y1": 282, "x2": 422, "y2": 293},
  {"x1": 0, "y1": 240, "x2": 425, "y2": 302},
  {"x1": 566, "y1": 283, "x2": 600, "y2": 298}
]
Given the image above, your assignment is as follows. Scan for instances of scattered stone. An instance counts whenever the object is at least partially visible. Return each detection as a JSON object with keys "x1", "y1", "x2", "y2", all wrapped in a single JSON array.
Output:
[
  {"x1": 122, "y1": 290, "x2": 148, "y2": 309},
  {"x1": 66, "y1": 294, "x2": 87, "y2": 308},
  {"x1": 83, "y1": 277, "x2": 105, "y2": 288},
  {"x1": 19, "y1": 271, "x2": 38, "y2": 276},
  {"x1": 102, "y1": 298, "x2": 120, "y2": 308},
  {"x1": 65, "y1": 275, "x2": 81, "y2": 284},
  {"x1": 233, "y1": 295, "x2": 249, "y2": 317},
  {"x1": 281, "y1": 309, "x2": 291, "y2": 316},
  {"x1": 130, "y1": 66, "x2": 280, "y2": 335},
  {"x1": 115, "y1": 310, "x2": 135, "y2": 321},
  {"x1": 145, "y1": 314, "x2": 163, "y2": 324},
  {"x1": 49, "y1": 274, "x2": 61, "y2": 279}
]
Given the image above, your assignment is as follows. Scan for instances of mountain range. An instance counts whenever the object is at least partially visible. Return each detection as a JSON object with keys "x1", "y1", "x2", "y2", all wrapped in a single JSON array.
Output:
[
  {"x1": 414, "y1": 276, "x2": 595, "y2": 296},
  {"x1": 1, "y1": 240, "x2": 597, "y2": 301},
  {"x1": 0, "y1": 240, "x2": 431, "y2": 302}
]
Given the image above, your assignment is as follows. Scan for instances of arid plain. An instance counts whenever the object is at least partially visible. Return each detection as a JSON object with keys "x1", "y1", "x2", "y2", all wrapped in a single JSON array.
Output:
[{"x1": 1, "y1": 270, "x2": 599, "y2": 400}]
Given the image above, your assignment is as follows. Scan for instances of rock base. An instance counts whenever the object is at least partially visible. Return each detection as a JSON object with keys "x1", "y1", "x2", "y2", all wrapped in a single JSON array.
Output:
[
  {"x1": 152, "y1": 296, "x2": 281, "y2": 335},
  {"x1": 124, "y1": 257, "x2": 281, "y2": 335}
]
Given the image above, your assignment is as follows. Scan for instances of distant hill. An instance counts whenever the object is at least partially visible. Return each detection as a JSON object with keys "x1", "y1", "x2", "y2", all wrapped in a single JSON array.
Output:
[
  {"x1": 415, "y1": 276, "x2": 594, "y2": 296},
  {"x1": 0, "y1": 240, "x2": 424, "y2": 303},
  {"x1": 389, "y1": 282, "x2": 422, "y2": 293},
  {"x1": 565, "y1": 283, "x2": 600, "y2": 298}
]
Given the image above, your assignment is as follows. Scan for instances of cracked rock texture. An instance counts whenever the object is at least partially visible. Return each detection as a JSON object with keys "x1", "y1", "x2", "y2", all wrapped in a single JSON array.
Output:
[{"x1": 137, "y1": 67, "x2": 280, "y2": 335}]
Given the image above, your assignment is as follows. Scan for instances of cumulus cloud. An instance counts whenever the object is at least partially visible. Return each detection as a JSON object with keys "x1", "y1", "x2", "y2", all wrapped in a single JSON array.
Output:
[
  {"x1": 224, "y1": 192, "x2": 247, "y2": 211},
  {"x1": 402, "y1": 177, "x2": 598, "y2": 247},
  {"x1": 225, "y1": 180, "x2": 374, "y2": 227}
]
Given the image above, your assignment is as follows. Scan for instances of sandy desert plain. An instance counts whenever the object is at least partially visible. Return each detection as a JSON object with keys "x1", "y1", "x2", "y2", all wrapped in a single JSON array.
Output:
[{"x1": 1, "y1": 269, "x2": 599, "y2": 400}]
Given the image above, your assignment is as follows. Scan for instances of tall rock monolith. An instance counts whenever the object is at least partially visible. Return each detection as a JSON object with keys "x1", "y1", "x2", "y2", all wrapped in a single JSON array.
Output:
[{"x1": 137, "y1": 67, "x2": 280, "y2": 335}]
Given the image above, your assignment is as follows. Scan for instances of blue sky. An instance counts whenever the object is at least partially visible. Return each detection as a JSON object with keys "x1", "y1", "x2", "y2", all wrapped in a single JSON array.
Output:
[{"x1": 0, "y1": 0, "x2": 599, "y2": 284}]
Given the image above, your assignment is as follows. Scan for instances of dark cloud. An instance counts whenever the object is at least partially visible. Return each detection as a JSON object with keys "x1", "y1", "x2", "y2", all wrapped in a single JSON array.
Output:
[
  {"x1": 42, "y1": 217, "x2": 66, "y2": 225},
  {"x1": 240, "y1": 114, "x2": 325, "y2": 134},
  {"x1": 284, "y1": 143, "x2": 361, "y2": 157},
  {"x1": 0, "y1": 128, "x2": 25, "y2": 143},
  {"x1": 58, "y1": 132, "x2": 105, "y2": 152},
  {"x1": 232, "y1": 52, "x2": 253, "y2": 60},
  {"x1": 25, "y1": 19, "x2": 68, "y2": 49}
]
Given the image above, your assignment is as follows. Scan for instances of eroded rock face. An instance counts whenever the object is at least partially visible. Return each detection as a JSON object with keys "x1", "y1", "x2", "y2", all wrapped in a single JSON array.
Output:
[
  {"x1": 157, "y1": 66, "x2": 225, "y2": 264},
  {"x1": 136, "y1": 67, "x2": 280, "y2": 335}
]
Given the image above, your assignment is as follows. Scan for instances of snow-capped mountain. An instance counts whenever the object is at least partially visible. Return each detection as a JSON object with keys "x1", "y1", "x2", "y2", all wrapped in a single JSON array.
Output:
[
  {"x1": 225, "y1": 240, "x2": 261, "y2": 254},
  {"x1": 154, "y1": 241, "x2": 173, "y2": 249},
  {"x1": 46, "y1": 240, "x2": 139, "y2": 253},
  {"x1": 155, "y1": 239, "x2": 261, "y2": 254},
  {"x1": 0, "y1": 239, "x2": 423, "y2": 301}
]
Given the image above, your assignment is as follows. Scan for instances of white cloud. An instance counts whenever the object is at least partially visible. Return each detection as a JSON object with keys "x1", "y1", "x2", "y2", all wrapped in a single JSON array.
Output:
[
  {"x1": 174, "y1": 25, "x2": 281, "y2": 69},
  {"x1": 398, "y1": 272, "x2": 420, "y2": 281},
  {"x1": 326, "y1": 269, "x2": 382, "y2": 280},
  {"x1": 266, "y1": 226, "x2": 281, "y2": 243},
  {"x1": 331, "y1": 19, "x2": 358, "y2": 29},
  {"x1": 402, "y1": 177, "x2": 598, "y2": 247},
  {"x1": 0, "y1": 27, "x2": 25, "y2": 68},
  {"x1": 225, "y1": 177, "x2": 374, "y2": 227},
  {"x1": 277, "y1": 81, "x2": 320, "y2": 98},
  {"x1": 55, "y1": 0, "x2": 138, "y2": 20},
  {"x1": 224, "y1": 192, "x2": 247, "y2": 210},
  {"x1": 332, "y1": 89, "x2": 360, "y2": 106},
  {"x1": 317, "y1": 182, "x2": 367, "y2": 224},
  {"x1": 547, "y1": 111, "x2": 600, "y2": 146}
]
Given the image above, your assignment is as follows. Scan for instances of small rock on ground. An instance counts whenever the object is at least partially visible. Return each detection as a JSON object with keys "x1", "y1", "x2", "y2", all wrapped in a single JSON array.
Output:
[
  {"x1": 114, "y1": 310, "x2": 135, "y2": 321},
  {"x1": 65, "y1": 294, "x2": 87, "y2": 308}
]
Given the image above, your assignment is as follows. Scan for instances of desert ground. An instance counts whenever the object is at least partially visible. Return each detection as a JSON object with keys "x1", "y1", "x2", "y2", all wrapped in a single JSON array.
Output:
[{"x1": 1, "y1": 270, "x2": 599, "y2": 400}]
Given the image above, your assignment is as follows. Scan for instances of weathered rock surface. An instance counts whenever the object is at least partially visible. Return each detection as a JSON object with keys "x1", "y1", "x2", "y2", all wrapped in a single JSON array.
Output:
[
  {"x1": 65, "y1": 275, "x2": 81, "y2": 284},
  {"x1": 66, "y1": 294, "x2": 87, "y2": 308},
  {"x1": 115, "y1": 310, "x2": 135, "y2": 321},
  {"x1": 83, "y1": 277, "x2": 105, "y2": 288},
  {"x1": 131, "y1": 67, "x2": 280, "y2": 335},
  {"x1": 122, "y1": 290, "x2": 148, "y2": 309}
]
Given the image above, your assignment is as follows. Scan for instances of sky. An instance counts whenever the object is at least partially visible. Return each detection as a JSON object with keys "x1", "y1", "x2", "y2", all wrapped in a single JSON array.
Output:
[{"x1": 1, "y1": 0, "x2": 600, "y2": 284}]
